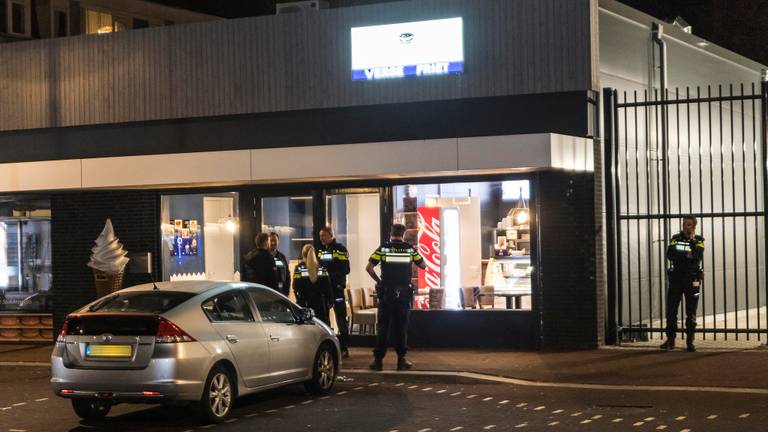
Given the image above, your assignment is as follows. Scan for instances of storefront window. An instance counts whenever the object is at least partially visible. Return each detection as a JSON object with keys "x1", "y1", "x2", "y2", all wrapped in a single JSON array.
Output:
[
  {"x1": 261, "y1": 196, "x2": 313, "y2": 262},
  {"x1": 392, "y1": 180, "x2": 533, "y2": 310},
  {"x1": 326, "y1": 193, "x2": 380, "y2": 290},
  {"x1": 160, "y1": 193, "x2": 239, "y2": 281}
]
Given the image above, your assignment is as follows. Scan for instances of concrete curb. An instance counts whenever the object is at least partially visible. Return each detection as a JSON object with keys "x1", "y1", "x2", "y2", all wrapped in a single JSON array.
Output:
[
  {"x1": 340, "y1": 368, "x2": 768, "y2": 395},
  {"x1": 0, "y1": 362, "x2": 50, "y2": 367}
]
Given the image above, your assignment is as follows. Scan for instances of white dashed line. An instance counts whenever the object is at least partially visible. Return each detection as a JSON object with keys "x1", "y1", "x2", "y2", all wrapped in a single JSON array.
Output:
[
  {"x1": 656, "y1": 426, "x2": 668, "y2": 430},
  {"x1": 34, "y1": 398, "x2": 48, "y2": 402},
  {"x1": 680, "y1": 429, "x2": 692, "y2": 432},
  {"x1": 466, "y1": 394, "x2": 478, "y2": 399},
  {"x1": 633, "y1": 422, "x2": 645, "y2": 427},
  {"x1": 417, "y1": 428, "x2": 432, "y2": 432},
  {"x1": 283, "y1": 405, "x2": 295, "y2": 409},
  {"x1": 200, "y1": 425, "x2": 216, "y2": 429},
  {"x1": 591, "y1": 415, "x2": 603, "y2": 419},
  {"x1": 570, "y1": 412, "x2": 582, "y2": 417},
  {"x1": 675, "y1": 416, "x2": 686, "y2": 421},
  {"x1": 739, "y1": 413, "x2": 751, "y2": 418},
  {"x1": 0, "y1": 407, "x2": 11, "y2": 411},
  {"x1": 388, "y1": 430, "x2": 398, "y2": 432},
  {"x1": 336, "y1": 391, "x2": 348, "y2": 395},
  {"x1": 436, "y1": 390, "x2": 447, "y2": 394},
  {"x1": 450, "y1": 392, "x2": 462, "y2": 396},
  {"x1": 516, "y1": 403, "x2": 528, "y2": 408},
  {"x1": 320, "y1": 396, "x2": 330, "y2": 400},
  {"x1": 499, "y1": 400, "x2": 510, "y2": 405},
  {"x1": 707, "y1": 415, "x2": 719, "y2": 420},
  {"x1": 612, "y1": 418, "x2": 624, "y2": 423},
  {"x1": 422, "y1": 387, "x2": 433, "y2": 391},
  {"x1": 408, "y1": 385, "x2": 419, "y2": 389},
  {"x1": 8, "y1": 429, "x2": 27, "y2": 432},
  {"x1": 514, "y1": 423, "x2": 526, "y2": 429},
  {"x1": 552, "y1": 409, "x2": 564, "y2": 414},
  {"x1": 548, "y1": 421, "x2": 560, "y2": 426},
  {"x1": 450, "y1": 427, "x2": 464, "y2": 431},
  {"x1": 534, "y1": 406, "x2": 546, "y2": 411},
  {"x1": 644, "y1": 417, "x2": 656, "y2": 421},
  {"x1": 265, "y1": 409, "x2": 278, "y2": 413},
  {"x1": 353, "y1": 386, "x2": 364, "y2": 391},
  {"x1": 224, "y1": 418, "x2": 238, "y2": 423},
  {"x1": 580, "y1": 420, "x2": 592, "y2": 424},
  {"x1": 301, "y1": 400, "x2": 314, "y2": 405},
  {"x1": 12, "y1": 403, "x2": 26, "y2": 407},
  {"x1": 183, "y1": 429, "x2": 194, "y2": 432},
  {"x1": 483, "y1": 397, "x2": 493, "y2": 401},
  {"x1": 484, "y1": 425, "x2": 497, "y2": 430},
  {"x1": 395, "y1": 383, "x2": 404, "y2": 387},
  {"x1": 368, "y1": 383, "x2": 379, "y2": 387},
  {"x1": 245, "y1": 413, "x2": 258, "y2": 417}
]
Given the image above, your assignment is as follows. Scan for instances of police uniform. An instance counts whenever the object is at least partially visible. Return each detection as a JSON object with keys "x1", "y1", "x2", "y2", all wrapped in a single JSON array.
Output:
[
  {"x1": 665, "y1": 232, "x2": 705, "y2": 344},
  {"x1": 317, "y1": 240, "x2": 350, "y2": 352},
  {"x1": 272, "y1": 250, "x2": 291, "y2": 297},
  {"x1": 292, "y1": 263, "x2": 332, "y2": 325},
  {"x1": 369, "y1": 241, "x2": 424, "y2": 361}
]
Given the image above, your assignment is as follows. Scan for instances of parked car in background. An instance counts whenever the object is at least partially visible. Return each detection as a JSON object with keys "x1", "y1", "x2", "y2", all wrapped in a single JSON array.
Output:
[{"x1": 51, "y1": 281, "x2": 340, "y2": 423}]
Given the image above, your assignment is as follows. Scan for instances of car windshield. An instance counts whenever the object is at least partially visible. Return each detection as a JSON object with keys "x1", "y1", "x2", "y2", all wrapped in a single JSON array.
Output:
[{"x1": 87, "y1": 291, "x2": 194, "y2": 314}]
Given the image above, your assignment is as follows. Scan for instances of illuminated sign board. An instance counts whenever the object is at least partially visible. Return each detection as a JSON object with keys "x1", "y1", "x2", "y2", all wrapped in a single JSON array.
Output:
[{"x1": 351, "y1": 17, "x2": 464, "y2": 81}]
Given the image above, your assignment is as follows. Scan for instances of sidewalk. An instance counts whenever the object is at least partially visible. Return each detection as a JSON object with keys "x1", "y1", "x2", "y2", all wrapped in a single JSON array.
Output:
[{"x1": 5, "y1": 343, "x2": 768, "y2": 390}]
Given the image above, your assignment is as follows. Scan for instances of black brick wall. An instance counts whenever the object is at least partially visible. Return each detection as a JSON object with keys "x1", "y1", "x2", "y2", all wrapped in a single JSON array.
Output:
[
  {"x1": 51, "y1": 191, "x2": 160, "y2": 337},
  {"x1": 536, "y1": 171, "x2": 601, "y2": 349}
]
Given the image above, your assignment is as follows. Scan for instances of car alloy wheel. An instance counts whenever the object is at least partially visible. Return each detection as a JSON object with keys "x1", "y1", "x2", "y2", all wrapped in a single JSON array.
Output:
[
  {"x1": 317, "y1": 349, "x2": 335, "y2": 390},
  {"x1": 208, "y1": 371, "x2": 232, "y2": 418}
]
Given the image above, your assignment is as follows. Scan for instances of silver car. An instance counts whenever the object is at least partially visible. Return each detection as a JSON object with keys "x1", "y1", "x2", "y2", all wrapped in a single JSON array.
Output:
[{"x1": 51, "y1": 281, "x2": 340, "y2": 423}]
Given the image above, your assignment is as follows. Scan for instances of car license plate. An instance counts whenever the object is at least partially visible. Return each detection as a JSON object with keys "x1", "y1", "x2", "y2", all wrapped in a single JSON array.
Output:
[{"x1": 86, "y1": 344, "x2": 132, "y2": 358}]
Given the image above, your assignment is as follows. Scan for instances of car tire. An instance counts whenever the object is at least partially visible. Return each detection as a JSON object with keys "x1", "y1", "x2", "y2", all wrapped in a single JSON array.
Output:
[
  {"x1": 304, "y1": 344, "x2": 336, "y2": 395},
  {"x1": 199, "y1": 365, "x2": 234, "y2": 423},
  {"x1": 71, "y1": 398, "x2": 111, "y2": 420}
]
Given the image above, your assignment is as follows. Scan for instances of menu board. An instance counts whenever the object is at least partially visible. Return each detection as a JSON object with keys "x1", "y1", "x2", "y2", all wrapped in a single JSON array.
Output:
[{"x1": 171, "y1": 219, "x2": 199, "y2": 256}]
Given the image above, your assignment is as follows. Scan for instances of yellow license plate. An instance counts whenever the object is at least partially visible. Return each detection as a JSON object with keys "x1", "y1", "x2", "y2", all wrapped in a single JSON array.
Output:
[{"x1": 86, "y1": 344, "x2": 132, "y2": 358}]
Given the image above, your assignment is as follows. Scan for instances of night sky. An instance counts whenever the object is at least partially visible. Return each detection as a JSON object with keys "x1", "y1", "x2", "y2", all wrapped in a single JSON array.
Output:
[{"x1": 149, "y1": 0, "x2": 768, "y2": 66}]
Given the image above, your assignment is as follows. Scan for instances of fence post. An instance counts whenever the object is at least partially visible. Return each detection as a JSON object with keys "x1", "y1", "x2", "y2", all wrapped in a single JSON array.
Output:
[
  {"x1": 761, "y1": 74, "x2": 768, "y2": 345},
  {"x1": 604, "y1": 88, "x2": 619, "y2": 345}
]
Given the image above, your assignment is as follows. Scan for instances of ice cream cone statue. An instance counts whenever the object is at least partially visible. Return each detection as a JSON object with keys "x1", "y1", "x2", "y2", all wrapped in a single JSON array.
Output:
[{"x1": 87, "y1": 219, "x2": 130, "y2": 298}]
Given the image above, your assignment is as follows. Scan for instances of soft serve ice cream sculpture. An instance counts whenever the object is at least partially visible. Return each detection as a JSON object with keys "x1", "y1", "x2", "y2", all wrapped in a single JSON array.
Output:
[{"x1": 88, "y1": 219, "x2": 129, "y2": 275}]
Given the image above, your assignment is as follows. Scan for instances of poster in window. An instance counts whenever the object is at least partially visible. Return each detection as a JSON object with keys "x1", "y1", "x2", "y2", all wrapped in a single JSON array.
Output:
[{"x1": 171, "y1": 219, "x2": 199, "y2": 256}]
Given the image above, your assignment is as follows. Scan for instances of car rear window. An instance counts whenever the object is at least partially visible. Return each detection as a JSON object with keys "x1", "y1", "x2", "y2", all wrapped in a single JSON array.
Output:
[{"x1": 87, "y1": 291, "x2": 194, "y2": 314}]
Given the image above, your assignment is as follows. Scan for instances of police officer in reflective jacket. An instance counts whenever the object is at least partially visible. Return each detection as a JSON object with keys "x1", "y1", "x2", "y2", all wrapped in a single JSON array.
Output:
[
  {"x1": 268, "y1": 232, "x2": 291, "y2": 297},
  {"x1": 661, "y1": 215, "x2": 705, "y2": 352},
  {"x1": 366, "y1": 223, "x2": 426, "y2": 371},
  {"x1": 293, "y1": 244, "x2": 333, "y2": 326},
  {"x1": 317, "y1": 226, "x2": 351, "y2": 358}
]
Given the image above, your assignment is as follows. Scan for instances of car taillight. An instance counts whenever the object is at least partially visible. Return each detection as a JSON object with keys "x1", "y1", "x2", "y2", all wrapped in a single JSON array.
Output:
[
  {"x1": 56, "y1": 319, "x2": 70, "y2": 343},
  {"x1": 155, "y1": 317, "x2": 195, "y2": 343}
]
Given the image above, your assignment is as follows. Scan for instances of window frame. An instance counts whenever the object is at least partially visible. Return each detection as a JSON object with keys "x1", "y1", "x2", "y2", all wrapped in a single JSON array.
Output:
[
  {"x1": 200, "y1": 289, "x2": 256, "y2": 323},
  {"x1": 245, "y1": 287, "x2": 300, "y2": 325},
  {"x1": 53, "y1": 8, "x2": 68, "y2": 38},
  {"x1": 9, "y1": 0, "x2": 28, "y2": 37}
]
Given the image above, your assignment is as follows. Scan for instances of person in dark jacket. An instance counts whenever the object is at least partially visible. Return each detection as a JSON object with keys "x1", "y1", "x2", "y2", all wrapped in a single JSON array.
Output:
[
  {"x1": 269, "y1": 232, "x2": 291, "y2": 297},
  {"x1": 660, "y1": 215, "x2": 705, "y2": 352},
  {"x1": 243, "y1": 233, "x2": 279, "y2": 291},
  {"x1": 317, "y1": 226, "x2": 351, "y2": 357},
  {"x1": 293, "y1": 244, "x2": 333, "y2": 325}
]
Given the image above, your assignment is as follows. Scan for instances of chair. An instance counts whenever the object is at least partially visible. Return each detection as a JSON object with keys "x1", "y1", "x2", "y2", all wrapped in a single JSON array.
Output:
[
  {"x1": 460, "y1": 287, "x2": 477, "y2": 309},
  {"x1": 478, "y1": 285, "x2": 495, "y2": 309},
  {"x1": 429, "y1": 288, "x2": 445, "y2": 309},
  {"x1": 347, "y1": 288, "x2": 377, "y2": 335},
  {"x1": 362, "y1": 287, "x2": 378, "y2": 309}
]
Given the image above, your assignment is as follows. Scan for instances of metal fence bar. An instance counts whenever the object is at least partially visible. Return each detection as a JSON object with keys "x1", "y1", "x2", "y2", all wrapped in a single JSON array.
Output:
[
  {"x1": 751, "y1": 83, "x2": 761, "y2": 342},
  {"x1": 697, "y1": 86, "x2": 707, "y2": 339},
  {"x1": 761, "y1": 79, "x2": 768, "y2": 344},
  {"x1": 741, "y1": 84, "x2": 750, "y2": 340},
  {"x1": 618, "y1": 94, "x2": 760, "y2": 108}
]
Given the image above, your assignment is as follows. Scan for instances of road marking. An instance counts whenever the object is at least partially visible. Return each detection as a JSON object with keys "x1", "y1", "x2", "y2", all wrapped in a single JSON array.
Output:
[
  {"x1": 417, "y1": 428, "x2": 432, "y2": 432},
  {"x1": 580, "y1": 420, "x2": 592, "y2": 424},
  {"x1": 320, "y1": 396, "x2": 330, "y2": 400},
  {"x1": 12, "y1": 403, "x2": 25, "y2": 407},
  {"x1": 224, "y1": 419, "x2": 238, "y2": 423},
  {"x1": 353, "y1": 386, "x2": 364, "y2": 391},
  {"x1": 301, "y1": 400, "x2": 314, "y2": 405},
  {"x1": 245, "y1": 413, "x2": 258, "y2": 417},
  {"x1": 336, "y1": 391, "x2": 348, "y2": 395},
  {"x1": 552, "y1": 409, "x2": 564, "y2": 414},
  {"x1": 200, "y1": 425, "x2": 216, "y2": 429},
  {"x1": 739, "y1": 413, "x2": 750, "y2": 418},
  {"x1": 499, "y1": 400, "x2": 510, "y2": 405},
  {"x1": 612, "y1": 418, "x2": 624, "y2": 423},
  {"x1": 591, "y1": 415, "x2": 603, "y2": 419},
  {"x1": 395, "y1": 383, "x2": 404, "y2": 387},
  {"x1": 422, "y1": 387, "x2": 433, "y2": 391},
  {"x1": 0, "y1": 407, "x2": 11, "y2": 411},
  {"x1": 408, "y1": 385, "x2": 419, "y2": 389},
  {"x1": 514, "y1": 423, "x2": 526, "y2": 428},
  {"x1": 644, "y1": 417, "x2": 656, "y2": 421},
  {"x1": 34, "y1": 398, "x2": 48, "y2": 402},
  {"x1": 680, "y1": 429, "x2": 692, "y2": 432},
  {"x1": 283, "y1": 405, "x2": 295, "y2": 409},
  {"x1": 656, "y1": 426, "x2": 668, "y2": 430},
  {"x1": 516, "y1": 403, "x2": 528, "y2": 407},
  {"x1": 548, "y1": 422, "x2": 559, "y2": 426},
  {"x1": 8, "y1": 429, "x2": 27, "y2": 432},
  {"x1": 570, "y1": 412, "x2": 582, "y2": 417},
  {"x1": 483, "y1": 397, "x2": 493, "y2": 401},
  {"x1": 450, "y1": 427, "x2": 464, "y2": 431},
  {"x1": 484, "y1": 425, "x2": 497, "y2": 430},
  {"x1": 450, "y1": 392, "x2": 462, "y2": 396},
  {"x1": 675, "y1": 416, "x2": 686, "y2": 421},
  {"x1": 707, "y1": 415, "x2": 718, "y2": 420},
  {"x1": 265, "y1": 409, "x2": 278, "y2": 413},
  {"x1": 436, "y1": 390, "x2": 447, "y2": 394},
  {"x1": 368, "y1": 383, "x2": 379, "y2": 387},
  {"x1": 534, "y1": 406, "x2": 546, "y2": 411},
  {"x1": 466, "y1": 394, "x2": 478, "y2": 399},
  {"x1": 388, "y1": 430, "x2": 398, "y2": 432},
  {"x1": 633, "y1": 422, "x2": 645, "y2": 426}
]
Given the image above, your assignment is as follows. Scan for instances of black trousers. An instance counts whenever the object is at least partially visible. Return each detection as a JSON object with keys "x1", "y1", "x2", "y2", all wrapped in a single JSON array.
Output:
[
  {"x1": 665, "y1": 277, "x2": 700, "y2": 340},
  {"x1": 373, "y1": 299, "x2": 411, "y2": 359},
  {"x1": 333, "y1": 296, "x2": 349, "y2": 351},
  {"x1": 298, "y1": 296, "x2": 330, "y2": 327}
]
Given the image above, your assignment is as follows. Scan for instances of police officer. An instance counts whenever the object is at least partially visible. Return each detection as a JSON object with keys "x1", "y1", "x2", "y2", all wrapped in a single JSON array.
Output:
[
  {"x1": 293, "y1": 244, "x2": 333, "y2": 326},
  {"x1": 317, "y1": 226, "x2": 350, "y2": 358},
  {"x1": 243, "y1": 233, "x2": 279, "y2": 290},
  {"x1": 661, "y1": 215, "x2": 705, "y2": 352},
  {"x1": 366, "y1": 223, "x2": 426, "y2": 371},
  {"x1": 268, "y1": 232, "x2": 291, "y2": 297}
]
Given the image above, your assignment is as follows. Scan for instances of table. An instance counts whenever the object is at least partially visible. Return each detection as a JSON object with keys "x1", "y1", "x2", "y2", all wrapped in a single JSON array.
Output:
[{"x1": 478, "y1": 292, "x2": 531, "y2": 309}]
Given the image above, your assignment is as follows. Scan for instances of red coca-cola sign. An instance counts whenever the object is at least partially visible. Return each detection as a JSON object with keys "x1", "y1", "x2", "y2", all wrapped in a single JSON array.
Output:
[{"x1": 417, "y1": 207, "x2": 441, "y2": 291}]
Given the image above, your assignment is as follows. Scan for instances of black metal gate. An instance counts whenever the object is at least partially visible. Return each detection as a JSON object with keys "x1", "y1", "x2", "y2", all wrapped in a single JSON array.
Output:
[{"x1": 604, "y1": 81, "x2": 768, "y2": 343}]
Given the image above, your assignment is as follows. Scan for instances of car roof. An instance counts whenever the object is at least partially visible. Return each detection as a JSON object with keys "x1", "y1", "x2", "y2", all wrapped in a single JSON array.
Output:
[{"x1": 117, "y1": 281, "x2": 255, "y2": 295}]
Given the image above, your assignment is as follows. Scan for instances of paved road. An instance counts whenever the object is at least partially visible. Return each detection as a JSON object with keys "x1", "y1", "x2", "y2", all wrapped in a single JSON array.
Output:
[{"x1": 0, "y1": 366, "x2": 765, "y2": 432}]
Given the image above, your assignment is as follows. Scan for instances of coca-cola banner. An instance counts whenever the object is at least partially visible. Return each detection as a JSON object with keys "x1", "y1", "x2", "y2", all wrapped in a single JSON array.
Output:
[{"x1": 417, "y1": 206, "x2": 441, "y2": 291}]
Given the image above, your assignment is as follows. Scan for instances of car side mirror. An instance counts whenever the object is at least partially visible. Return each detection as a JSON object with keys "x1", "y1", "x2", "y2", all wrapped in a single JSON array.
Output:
[{"x1": 300, "y1": 307, "x2": 315, "y2": 323}]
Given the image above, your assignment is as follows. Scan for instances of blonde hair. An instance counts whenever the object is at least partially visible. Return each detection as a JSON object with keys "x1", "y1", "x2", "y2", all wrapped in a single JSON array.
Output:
[{"x1": 301, "y1": 244, "x2": 319, "y2": 283}]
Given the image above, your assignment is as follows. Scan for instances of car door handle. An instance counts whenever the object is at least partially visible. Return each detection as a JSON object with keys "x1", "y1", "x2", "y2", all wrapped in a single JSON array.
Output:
[
  {"x1": 270, "y1": 335, "x2": 280, "y2": 342},
  {"x1": 225, "y1": 335, "x2": 239, "y2": 344}
]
